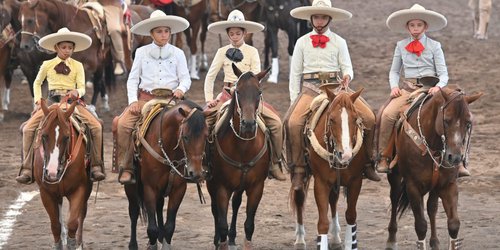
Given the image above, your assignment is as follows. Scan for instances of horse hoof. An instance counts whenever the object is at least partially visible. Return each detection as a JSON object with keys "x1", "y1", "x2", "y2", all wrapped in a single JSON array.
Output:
[
  {"x1": 147, "y1": 243, "x2": 158, "y2": 250},
  {"x1": 294, "y1": 242, "x2": 306, "y2": 250},
  {"x1": 190, "y1": 73, "x2": 200, "y2": 80},
  {"x1": 51, "y1": 240, "x2": 63, "y2": 250},
  {"x1": 86, "y1": 81, "x2": 93, "y2": 88},
  {"x1": 228, "y1": 244, "x2": 238, "y2": 250},
  {"x1": 329, "y1": 242, "x2": 342, "y2": 250},
  {"x1": 66, "y1": 237, "x2": 77, "y2": 250}
]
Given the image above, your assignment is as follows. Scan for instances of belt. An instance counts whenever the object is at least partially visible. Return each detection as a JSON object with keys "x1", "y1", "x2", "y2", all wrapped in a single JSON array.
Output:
[
  {"x1": 48, "y1": 89, "x2": 72, "y2": 103},
  {"x1": 137, "y1": 89, "x2": 155, "y2": 101},
  {"x1": 303, "y1": 71, "x2": 340, "y2": 84}
]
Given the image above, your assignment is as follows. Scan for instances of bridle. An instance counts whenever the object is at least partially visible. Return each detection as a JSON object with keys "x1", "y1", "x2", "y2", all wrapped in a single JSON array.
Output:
[{"x1": 229, "y1": 88, "x2": 262, "y2": 141}]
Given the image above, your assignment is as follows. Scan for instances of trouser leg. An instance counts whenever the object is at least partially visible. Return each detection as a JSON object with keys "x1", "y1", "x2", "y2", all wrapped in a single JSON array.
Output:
[
  {"x1": 104, "y1": 6, "x2": 126, "y2": 74},
  {"x1": 16, "y1": 109, "x2": 44, "y2": 184},
  {"x1": 116, "y1": 102, "x2": 143, "y2": 184},
  {"x1": 75, "y1": 106, "x2": 105, "y2": 181},
  {"x1": 261, "y1": 105, "x2": 286, "y2": 180},
  {"x1": 477, "y1": 0, "x2": 492, "y2": 39}
]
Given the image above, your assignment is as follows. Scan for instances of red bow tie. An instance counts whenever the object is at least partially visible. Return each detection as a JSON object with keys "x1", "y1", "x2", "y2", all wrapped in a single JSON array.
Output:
[
  {"x1": 310, "y1": 34, "x2": 330, "y2": 48},
  {"x1": 405, "y1": 40, "x2": 425, "y2": 57}
]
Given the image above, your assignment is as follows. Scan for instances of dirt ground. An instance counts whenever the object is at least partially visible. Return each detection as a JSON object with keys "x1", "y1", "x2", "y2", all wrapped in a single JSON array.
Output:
[{"x1": 1, "y1": 0, "x2": 499, "y2": 249}]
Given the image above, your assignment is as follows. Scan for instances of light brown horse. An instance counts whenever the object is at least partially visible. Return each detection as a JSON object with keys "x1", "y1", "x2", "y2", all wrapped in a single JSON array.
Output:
[
  {"x1": 206, "y1": 64, "x2": 271, "y2": 250},
  {"x1": 33, "y1": 98, "x2": 92, "y2": 249},
  {"x1": 126, "y1": 100, "x2": 209, "y2": 249},
  {"x1": 385, "y1": 87, "x2": 482, "y2": 249},
  {"x1": 290, "y1": 87, "x2": 371, "y2": 250}
]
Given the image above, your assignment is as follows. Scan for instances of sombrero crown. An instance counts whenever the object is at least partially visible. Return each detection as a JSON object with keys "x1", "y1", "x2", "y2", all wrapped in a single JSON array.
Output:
[
  {"x1": 208, "y1": 10, "x2": 264, "y2": 34},
  {"x1": 386, "y1": 4, "x2": 447, "y2": 33},
  {"x1": 131, "y1": 10, "x2": 189, "y2": 36},
  {"x1": 290, "y1": 0, "x2": 352, "y2": 21},
  {"x1": 38, "y1": 27, "x2": 92, "y2": 52}
]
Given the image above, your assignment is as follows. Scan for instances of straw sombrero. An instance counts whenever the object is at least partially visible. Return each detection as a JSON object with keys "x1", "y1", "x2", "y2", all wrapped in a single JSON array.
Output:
[
  {"x1": 131, "y1": 10, "x2": 189, "y2": 36},
  {"x1": 290, "y1": 0, "x2": 352, "y2": 21},
  {"x1": 208, "y1": 10, "x2": 264, "y2": 34},
  {"x1": 386, "y1": 4, "x2": 447, "y2": 33},
  {"x1": 38, "y1": 27, "x2": 91, "y2": 52}
]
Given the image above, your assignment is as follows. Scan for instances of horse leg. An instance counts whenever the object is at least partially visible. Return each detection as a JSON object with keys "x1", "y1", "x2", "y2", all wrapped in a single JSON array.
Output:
[
  {"x1": 344, "y1": 180, "x2": 362, "y2": 250},
  {"x1": 386, "y1": 170, "x2": 402, "y2": 250},
  {"x1": 199, "y1": 11, "x2": 209, "y2": 71},
  {"x1": 216, "y1": 187, "x2": 231, "y2": 249},
  {"x1": 76, "y1": 182, "x2": 92, "y2": 248},
  {"x1": 267, "y1": 28, "x2": 279, "y2": 84},
  {"x1": 125, "y1": 184, "x2": 140, "y2": 250},
  {"x1": 406, "y1": 181, "x2": 428, "y2": 248},
  {"x1": 328, "y1": 188, "x2": 341, "y2": 250},
  {"x1": 242, "y1": 182, "x2": 265, "y2": 250},
  {"x1": 162, "y1": 185, "x2": 187, "y2": 250},
  {"x1": 40, "y1": 190, "x2": 64, "y2": 248},
  {"x1": 144, "y1": 185, "x2": 160, "y2": 249},
  {"x1": 228, "y1": 190, "x2": 243, "y2": 248},
  {"x1": 440, "y1": 182, "x2": 461, "y2": 249},
  {"x1": 427, "y1": 191, "x2": 440, "y2": 249},
  {"x1": 66, "y1": 187, "x2": 87, "y2": 250},
  {"x1": 157, "y1": 197, "x2": 166, "y2": 245},
  {"x1": 189, "y1": 22, "x2": 200, "y2": 80},
  {"x1": 313, "y1": 178, "x2": 331, "y2": 250},
  {"x1": 292, "y1": 176, "x2": 309, "y2": 249}
]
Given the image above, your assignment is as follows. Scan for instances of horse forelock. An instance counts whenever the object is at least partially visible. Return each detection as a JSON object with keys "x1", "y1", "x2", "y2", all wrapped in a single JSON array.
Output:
[
  {"x1": 329, "y1": 92, "x2": 356, "y2": 114},
  {"x1": 179, "y1": 100, "x2": 206, "y2": 138}
]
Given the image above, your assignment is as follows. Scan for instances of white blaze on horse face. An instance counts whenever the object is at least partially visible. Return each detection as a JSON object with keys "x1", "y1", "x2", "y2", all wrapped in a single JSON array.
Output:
[
  {"x1": 47, "y1": 126, "x2": 60, "y2": 178},
  {"x1": 341, "y1": 108, "x2": 353, "y2": 162}
]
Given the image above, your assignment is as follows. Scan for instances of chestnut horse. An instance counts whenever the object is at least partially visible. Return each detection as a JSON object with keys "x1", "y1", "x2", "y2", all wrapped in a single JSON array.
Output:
[
  {"x1": 290, "y1": 87, "x2": 371, "y2": 250},
  {"x1": 206, "y1": 64, "x2": 271, "y2": 249},
  {"x1": 125, "y1": 100, "x2": 209, "y2": 249},
  {"x1": 33, "y1": 98, "x2": 92, "y2": 249},
  {"x1": 208, "y1": 0, "x2": 261, "y2": 45},
  {"x1": 385, "y1": 87, "x2": 482, "y2": 249}
]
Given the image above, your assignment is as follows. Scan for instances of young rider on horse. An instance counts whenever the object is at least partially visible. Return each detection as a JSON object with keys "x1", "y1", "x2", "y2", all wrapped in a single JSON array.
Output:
[
  {"x1": 376, "y1": 4, "x2": 470, "y2": 177},
  {"x1": 116, "y1": 10, "x2": 191, "y2": 185},
  {"x1": 204, "y1": 9, "x2": 286, "y2": 181},
  {"x1": 16, "y1": 27, "x2": 105, "y2": 184},
  {"x1": 286, "y1": 0, "x2": 381, "y2": 190}
]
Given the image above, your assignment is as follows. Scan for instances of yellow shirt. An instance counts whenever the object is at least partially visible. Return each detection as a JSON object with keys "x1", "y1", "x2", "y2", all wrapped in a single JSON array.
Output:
[
  {"x1": 204, "y1": 43, "x2": 261, "y2": 102},
  {"x1": 33, "y1": 57, "x2": 85, "y2": 104}
]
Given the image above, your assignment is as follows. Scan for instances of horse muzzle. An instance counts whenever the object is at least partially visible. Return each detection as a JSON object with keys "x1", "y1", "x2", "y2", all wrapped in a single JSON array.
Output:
[{"x1": 240, "y1": 119, "x2": 257, "y2": 134}]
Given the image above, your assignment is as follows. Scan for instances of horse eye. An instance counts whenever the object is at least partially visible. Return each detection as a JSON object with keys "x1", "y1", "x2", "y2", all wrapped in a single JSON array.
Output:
[{"x1": 182, "y1": 135, "x2": 189, "y2": 142}]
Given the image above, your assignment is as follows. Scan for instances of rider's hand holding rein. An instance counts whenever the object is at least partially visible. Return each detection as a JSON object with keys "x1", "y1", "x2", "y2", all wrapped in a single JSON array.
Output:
[
  {"x1": 341, "y1": 74, "x2": 351, "y2": 88},
  {"x1": 173, "y1": 89, "x2": 184, "y2": 99}
]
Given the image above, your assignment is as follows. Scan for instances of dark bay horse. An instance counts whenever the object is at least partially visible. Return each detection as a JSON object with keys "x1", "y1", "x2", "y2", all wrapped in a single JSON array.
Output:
[
  {"x1": 125, "y1": 100, "x2": 209, "y2": 249},
  {"x1": 385, "y1": 87, "x2": 482, "y2": 249},
  {"x1": 259, "y1": 0, "x2": 310, "y2": 83},
  {"x1": 173, "y1": 0, "x2": 209, "y2": 80},
  {"x1": 290, "y1": 87, "x2": 371, "y2": 250},
  {"x1": 33, "y1": 98, "x2": 92, "y2": 249},
  {"x1": 206, "y1": 64, "x2": 271, "y2": 250},
  {"x1": 208, "y1": 0, "x2": 261, "y2": 45}
]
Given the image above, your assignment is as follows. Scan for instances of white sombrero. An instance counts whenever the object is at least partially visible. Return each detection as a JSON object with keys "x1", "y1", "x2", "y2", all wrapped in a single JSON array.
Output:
[
  {"x1": 131, "y1": 10, "x2": 189, "y2": 36},
  {"x1": 290, "y1": 0, "x2": 352, "y2": 21},
  {"x1": 386, "y1": 4, "x2": 447, "y2": 33},
  {"x1": 208, "y1": 10, "x2": 264, "y2": 34},
  {"x1": 38, "y1": 27, "x2": 91, "y2": 52}
]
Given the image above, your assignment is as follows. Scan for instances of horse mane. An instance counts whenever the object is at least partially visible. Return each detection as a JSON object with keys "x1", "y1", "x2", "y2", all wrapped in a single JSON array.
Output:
[
  {"x1": 178, "y1": 99, "x2": 206, "y2": 138},
  {"x1": 219, "y1": 72, "x2": 255, "y2": 136}
]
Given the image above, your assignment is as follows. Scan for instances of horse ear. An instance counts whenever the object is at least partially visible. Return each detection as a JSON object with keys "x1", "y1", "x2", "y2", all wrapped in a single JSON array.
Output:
[
  {"x1": 40, "y1": 98, "x2": 50, "y2": 116},
  {"x1": 178, "y1": 107, "x2": 188, "y2": 118},
  {"x1": 464, "y1": 92, "x2": 483, "y2": 104},
  {"x1": 64, "y1": 101, "x2": 78, "y2": 120},
  {"x1": 324, "y1": 87, "x2": 336, "y2": 101},
  {"x1": 232, "y1": 63, "x2": 242, "y2": 78},
  {"x1": 350, "y1": 88, "x2": 364, "y2": 103},
  {"x1": 256, "y1": 67, "x2": 271, "y2": 82}
]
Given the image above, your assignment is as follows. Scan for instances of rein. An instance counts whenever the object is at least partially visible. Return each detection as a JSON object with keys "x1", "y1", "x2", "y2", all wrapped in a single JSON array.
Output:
[{"x1": 229, "y1": 90, "x2": 262, "y2": 140}]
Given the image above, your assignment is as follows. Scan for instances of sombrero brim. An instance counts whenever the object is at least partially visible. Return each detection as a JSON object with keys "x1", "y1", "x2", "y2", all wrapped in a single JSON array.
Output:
[
  {"x1": 39, "y1": 32, "x2": 92, "y2": 52},
  {"x1": 131, "y1": 16, "x2": 189, "y2": 36},
  {"x1": 290, "y1": 7, "x2": 352, "y2": 21},
  {"x1": 386, "y1": 9, "x2": 447, "y2": 33},
  {"x1": 208, "y1": 21, "x2": 264, "y2": 34}
]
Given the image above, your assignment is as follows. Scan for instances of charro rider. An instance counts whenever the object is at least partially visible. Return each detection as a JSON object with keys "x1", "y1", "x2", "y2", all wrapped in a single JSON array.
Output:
[
  {"x1": 204, "y1": 9, "x2": 286, "y2": 181},
  {"x1": 16, "y1": 27, "x2": 105, "y2": 184},
  {"x1": 115, "y1": 10, "x2": 191, "y2": 184},
  {"x1": 285, "y1": 0, "x2": 381, "y2": 190},
  {"x1": 375, "y1": 4, "x2": 470, "y2": 177}
]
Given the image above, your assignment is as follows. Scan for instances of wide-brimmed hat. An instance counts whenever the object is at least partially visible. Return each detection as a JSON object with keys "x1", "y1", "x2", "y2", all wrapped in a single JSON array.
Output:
[
  {"x1": 38, "y1": 27, "x2": 91, "y2": 52},
  {"x1": 208, "y1": 10, "x2": 264, "y2": 34},
  {"x1": 131, "y1": 10, "x2": 189, "y2": 36},
  {"x1": 290, "y1": 0, "x2": 352, "y2": 21},
  {"x1": 386, "y1": 4, "x2": 447, "y2": 33}
]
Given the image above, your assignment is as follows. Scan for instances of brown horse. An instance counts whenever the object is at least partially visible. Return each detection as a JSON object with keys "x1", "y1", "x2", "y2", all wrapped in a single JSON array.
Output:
[
  {"x1": 206, "y1": 64, "x2": 271, "y2": 249},
  {"x1": 290, "y1": 87, "x2": 371, "y2": 250},
  {"x1": 385, "y1": 87, "x2": 482, "y2": 249},
  {"x1": 32, "y1": 98, "x2": 92, "y2": 249},
  {"x1": 0, "y1": 38, "x2": 13, "y2": 122},
  {"x1": 208, "y1": 0, "x2": 261, "y2": 45},
  {"x1": 173, "y1": 0, "x2": 209, "y2": 80},
  {"x1": 125, "y1": 100, "x2": 209, "y2": 249}
]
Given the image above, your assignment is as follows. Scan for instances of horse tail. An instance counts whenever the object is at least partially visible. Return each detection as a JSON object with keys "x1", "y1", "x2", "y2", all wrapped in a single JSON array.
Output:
[
  {"x1": 396, "y1": 181, "x2": 410, "y2": 219},
  {"x1": 104, "y1": 54, "x2": 117, "y2": 91},
  {"x1": 132, "y1": 163, "x2": 147, "y2": 223},
  {"x1": 288, "y1": 174, "x2": 311, "y2": 217}
]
